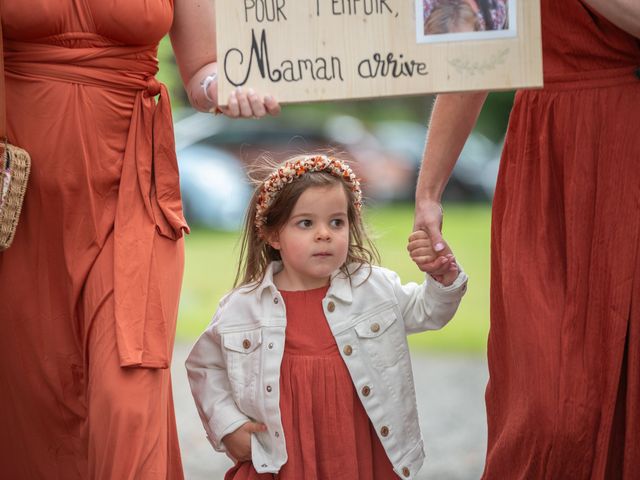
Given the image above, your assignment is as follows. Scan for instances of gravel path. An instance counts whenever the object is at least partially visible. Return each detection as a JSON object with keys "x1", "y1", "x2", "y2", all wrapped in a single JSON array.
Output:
[{"x1": 172, "y1": 343, "x2": 488, "y2": 480}]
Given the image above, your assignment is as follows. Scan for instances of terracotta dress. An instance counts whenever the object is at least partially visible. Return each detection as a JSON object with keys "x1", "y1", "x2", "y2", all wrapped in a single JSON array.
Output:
[
  {"x1": 485, "y1": 1, "x2": 640, "y2": 478},
  {"x1": 226, "y1": 286, "x2": 399, "y2": 480},
  {"x1": 0, "y1": 1, "x2": 187, "y2": 478}
]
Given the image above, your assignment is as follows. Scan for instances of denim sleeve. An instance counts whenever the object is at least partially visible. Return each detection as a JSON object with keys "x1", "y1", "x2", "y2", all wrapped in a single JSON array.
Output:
[
  {"x1": 380, "y1": 266, "x2": 468, "y2": 334},
  {"x1": 185, "y1": 305, "x2": 250, "y2": 452}
]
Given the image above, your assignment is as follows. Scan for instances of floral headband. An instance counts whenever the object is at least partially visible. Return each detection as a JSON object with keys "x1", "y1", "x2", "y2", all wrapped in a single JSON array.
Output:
[{"x1": 255, "y1": 155, "x2": 362, "y2": 238}]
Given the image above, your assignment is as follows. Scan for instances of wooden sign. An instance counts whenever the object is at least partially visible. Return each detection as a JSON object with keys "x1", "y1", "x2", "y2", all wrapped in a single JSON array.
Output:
[{"x1": 215, "y1": 0, "x2": 542, "y2": 104}]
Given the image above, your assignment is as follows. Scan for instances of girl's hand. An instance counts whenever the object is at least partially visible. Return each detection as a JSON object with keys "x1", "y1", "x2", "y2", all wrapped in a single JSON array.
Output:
[
  {"x1": 221, "y1": 421, "x2": 267, "y2": 462},
  {"x1": 408, "y1": 230, "x2": 459, "y2": 286}
]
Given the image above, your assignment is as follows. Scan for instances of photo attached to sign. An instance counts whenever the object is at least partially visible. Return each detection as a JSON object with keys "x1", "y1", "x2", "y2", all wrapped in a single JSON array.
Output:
[{"x1": 416, "y1": 0, "x2": 516, "y2": 44}]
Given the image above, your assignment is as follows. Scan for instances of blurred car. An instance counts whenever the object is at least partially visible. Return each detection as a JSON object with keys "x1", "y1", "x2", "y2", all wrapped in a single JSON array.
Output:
[
  {"x1": 372, "y1": 120, "x2": 503, "y2": 202},
  {"x1": 324, "y1": 116, "x2": 420, "y2": 203},
  {"x1": 177, "y1": 142, "x2": 251, "y2": 230},
  {"x1": 448, "y1": 130, "x2": 502, "y2": 201},
  {"x1": 176, "y1": 112, "x2": 420, "y2": 204},
  {"x1": 173, "y1": 112, "x2": 503, "y2": 232}
]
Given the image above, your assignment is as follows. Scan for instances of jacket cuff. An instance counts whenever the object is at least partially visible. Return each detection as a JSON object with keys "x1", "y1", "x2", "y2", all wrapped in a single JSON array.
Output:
[
  {"x1": 206, "y1": 409, "x2": 251, "y2": 452},
  {"x1": 425, "y1": 267, "x2": 468, "y2": 301}
]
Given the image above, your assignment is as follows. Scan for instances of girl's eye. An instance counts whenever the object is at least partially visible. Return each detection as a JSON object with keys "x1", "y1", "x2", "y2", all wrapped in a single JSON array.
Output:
[
  {"x1": 330, "y1": 218, "x2": 345, "y2": 228},
  {"x1": 297, "y1": 219, "x2": 312, "y2": 228}
]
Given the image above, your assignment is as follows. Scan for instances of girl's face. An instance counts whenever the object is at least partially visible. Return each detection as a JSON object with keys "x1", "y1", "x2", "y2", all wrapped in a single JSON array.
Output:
[{"x1": 269, "y1": 183, "x2": 350, "y2": 290}]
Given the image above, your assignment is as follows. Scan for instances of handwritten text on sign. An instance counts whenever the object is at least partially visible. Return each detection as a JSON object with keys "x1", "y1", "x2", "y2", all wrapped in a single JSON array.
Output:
[{"x1": 216, "y1": 1, "x2": 542, "y2": 103}]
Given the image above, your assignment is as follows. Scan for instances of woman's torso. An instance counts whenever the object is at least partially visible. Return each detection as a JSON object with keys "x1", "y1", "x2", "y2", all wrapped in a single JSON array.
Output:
[
  {"x1": 2, "y1": 0, "x2": 172, "y2": 45},
  {"x1": 0, "y1": 0, "x2": 184, "y2": 342},
  {"x1": 1, "y1": 0, "x2": 175, "y2": 218},
  {"x1": 540, "y1": 0, "x2": 640, "y2": 81}
]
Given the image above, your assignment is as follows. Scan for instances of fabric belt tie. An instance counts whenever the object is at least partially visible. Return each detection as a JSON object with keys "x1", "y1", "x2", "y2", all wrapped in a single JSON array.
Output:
[{"x1": 5, "y1": 40, "x2": 189, "y2": 368}]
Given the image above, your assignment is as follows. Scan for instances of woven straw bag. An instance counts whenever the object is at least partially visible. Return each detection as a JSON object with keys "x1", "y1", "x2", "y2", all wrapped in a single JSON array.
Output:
[
  {"x1": 0, "y1": 11, "x2": 31, "y2": 251},
  {"x1": 0, "y1": 143, "x2": 30, "y2": 250}
]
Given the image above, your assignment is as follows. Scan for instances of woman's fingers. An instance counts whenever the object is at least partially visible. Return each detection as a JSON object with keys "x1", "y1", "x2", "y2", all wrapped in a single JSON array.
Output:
[
  {"x1": 426, "y1": 223, "x2": 446, "y2": 254},
  {"x1": 220, "y1": 89, "x2": 280, "y2": 118},
  {"x1": 247, "y1": 89, "x2": 267, "y2": 118},
  {"x1": 223, "y1": 90, "x2": 240, "y2": 117},
  {"x1": 235, "y1": 88, "x2": 254, "y2": 117},
  {"x1": 264, "y1": 95, "x2": 281, "y2": 116},
  {"x1": 413, "y1": 199, "x2": 444, "y2": 249}
]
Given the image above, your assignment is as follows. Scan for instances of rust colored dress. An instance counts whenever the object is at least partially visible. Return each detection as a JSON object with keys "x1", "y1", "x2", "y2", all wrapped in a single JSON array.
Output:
[
  {"x1": 226, "y1": 286, "x2": 399, "y2": 480},
  {"x1": 0, "y1": 1, "x2": 187, "y2": 478},
  {"x1": 485, "y1": 1, "x2": 640, "y2": 478}
]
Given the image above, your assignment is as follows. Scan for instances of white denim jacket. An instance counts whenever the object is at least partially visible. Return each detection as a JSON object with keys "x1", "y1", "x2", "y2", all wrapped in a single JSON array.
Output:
[{"x1": 186, "y1": 261, "x2": 468, "y2": 479}]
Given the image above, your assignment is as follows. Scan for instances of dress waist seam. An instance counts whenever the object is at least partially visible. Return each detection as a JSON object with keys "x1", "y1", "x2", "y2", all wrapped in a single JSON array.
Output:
[{"x1": 541, "y1": 66, "x2": 639, "y2": 91}]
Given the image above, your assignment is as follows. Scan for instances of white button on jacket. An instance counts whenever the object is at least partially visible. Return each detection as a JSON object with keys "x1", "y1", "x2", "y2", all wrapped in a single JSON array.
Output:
[{"x1": 186, "y1": 262, "x2": 468, "y2": 479}]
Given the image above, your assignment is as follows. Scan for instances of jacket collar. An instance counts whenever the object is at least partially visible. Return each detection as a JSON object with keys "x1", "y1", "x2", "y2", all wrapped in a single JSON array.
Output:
[
  {"x1": 255, "y1": 261, "x2": 355, "y2": 304},
  {"x1": 327, "y1": 267, "x2": 354, "y2": 304},
  {"x1": 255, "y1": 261, "x2": 282, "y2": 298}
]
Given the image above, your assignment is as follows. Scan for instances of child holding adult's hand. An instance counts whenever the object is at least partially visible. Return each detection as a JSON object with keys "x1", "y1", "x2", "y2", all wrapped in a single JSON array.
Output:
[{"x1": 407, "y1": 230, "x2": 459, "y2": 286}]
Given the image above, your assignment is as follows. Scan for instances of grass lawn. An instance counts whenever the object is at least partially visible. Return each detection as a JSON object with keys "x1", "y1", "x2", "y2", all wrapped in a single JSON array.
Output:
[{"x1": 178, "y1": 202, "x2": 491, "y2": 353}]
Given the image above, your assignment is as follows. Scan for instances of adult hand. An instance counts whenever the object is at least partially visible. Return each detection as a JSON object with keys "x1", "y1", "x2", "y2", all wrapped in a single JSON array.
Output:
[
  {"x1": 170, "y1": 0, "x2": 283, "y2": 119},
  {"x1": 221, "y1": 88, "x2": 281, "y2": 119},
  {"x1": 209, "y1": 79, "x2": 281, "y2": 119},
  {"x1": 221, "y1": 421, "x2": 267, "y2": 462},
  {"x1": 413, "y1": 199, "x2": 453, "y2": 277}
]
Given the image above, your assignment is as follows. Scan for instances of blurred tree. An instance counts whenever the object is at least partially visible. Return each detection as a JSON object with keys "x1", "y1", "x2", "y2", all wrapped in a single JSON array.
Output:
[{"x1": 475, "y1": 91, "x2": 515, "y2": 142}]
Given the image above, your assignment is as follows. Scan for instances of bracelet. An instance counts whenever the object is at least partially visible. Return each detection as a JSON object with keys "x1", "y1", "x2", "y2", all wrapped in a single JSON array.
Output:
[{"x1": 201, "y1": 73, "x2": 217, "y2": 104}]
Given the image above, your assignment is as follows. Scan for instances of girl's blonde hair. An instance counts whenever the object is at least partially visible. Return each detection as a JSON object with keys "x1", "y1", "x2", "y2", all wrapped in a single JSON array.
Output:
[{"x1": 234, "y1": 154, "x2": 379, "y2": 288}]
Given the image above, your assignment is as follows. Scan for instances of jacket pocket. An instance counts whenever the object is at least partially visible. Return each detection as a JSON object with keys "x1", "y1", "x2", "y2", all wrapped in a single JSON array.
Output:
[
  {"x1": 222, "y1": 329, "x2": 263, "y2": 402},
  {"x1": 354, "y1": 308, "x2": 405, "y2": 368}
]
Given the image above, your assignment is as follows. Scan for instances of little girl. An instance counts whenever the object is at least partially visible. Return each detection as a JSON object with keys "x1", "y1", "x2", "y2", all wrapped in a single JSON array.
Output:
[{"x1": 186, "y1": 154, "x2": 467, "y2": 480}]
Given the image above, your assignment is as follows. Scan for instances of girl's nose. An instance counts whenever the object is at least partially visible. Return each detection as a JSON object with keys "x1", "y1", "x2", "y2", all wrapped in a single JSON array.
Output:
[{"x1": 316, "y1": 227, "x2": 331, "y2": 241}]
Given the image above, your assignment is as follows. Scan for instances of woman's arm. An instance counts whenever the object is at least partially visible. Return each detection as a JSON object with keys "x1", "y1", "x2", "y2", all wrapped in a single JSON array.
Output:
[
  {"x1": 583, "y1": 0, "x2": 640, "y2": 38},
  {"x1": 169, "y1": 0, "x2": 280, "y2": 117},
  {"x1": 414, "y1": 91, "x2": 488, "y2": 254}
]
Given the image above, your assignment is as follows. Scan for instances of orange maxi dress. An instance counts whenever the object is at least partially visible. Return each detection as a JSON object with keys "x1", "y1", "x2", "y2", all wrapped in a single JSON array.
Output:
[
  {"x1": 0, "y1": 1, "x2": 187, "y2": 478},
  {"x1": 226, "y1": 286, "x2": 399, "y2": 480},
  {"x1": 485, "y1": 1, "x2": 640, "y2": 478}
]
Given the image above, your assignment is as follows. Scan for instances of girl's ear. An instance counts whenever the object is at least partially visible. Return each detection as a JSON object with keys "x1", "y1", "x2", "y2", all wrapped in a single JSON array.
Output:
[{"x1": 267, "y1": 231, "x2": 281, "y2": 250}]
